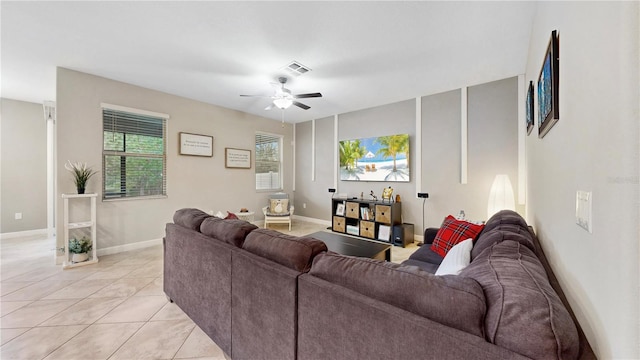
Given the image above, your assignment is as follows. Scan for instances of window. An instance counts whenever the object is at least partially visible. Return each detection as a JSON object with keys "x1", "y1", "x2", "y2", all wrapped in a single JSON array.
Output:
[
  {"x1": 255, "y1": 133, "x2": 283, "y2": 191},
  {"x1": 102, "y1": 105, "x2": 168, "y2": 200}
]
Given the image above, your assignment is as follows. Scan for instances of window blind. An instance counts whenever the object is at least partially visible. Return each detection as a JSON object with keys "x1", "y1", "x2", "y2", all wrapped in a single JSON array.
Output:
[
  {"x1": 102, "y1": 107, "x2": 167, "y2": 200},
  {"x1": 255, "y1": 133, "x2": 282, "y2": 190}
]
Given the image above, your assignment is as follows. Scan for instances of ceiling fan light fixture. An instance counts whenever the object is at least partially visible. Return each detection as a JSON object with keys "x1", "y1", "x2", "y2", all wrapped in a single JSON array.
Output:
[{"x1": 273, "y1": 98, "x2": 293, "y2": 109}]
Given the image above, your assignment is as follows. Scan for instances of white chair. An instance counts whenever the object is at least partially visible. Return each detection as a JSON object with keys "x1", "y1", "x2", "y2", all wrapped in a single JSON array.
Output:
[{"x1": 262, "y1": 193, "x2": 294, "y2": 231}]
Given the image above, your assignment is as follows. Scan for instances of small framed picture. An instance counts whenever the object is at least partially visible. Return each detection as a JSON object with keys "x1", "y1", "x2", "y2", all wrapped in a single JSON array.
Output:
[
  {"x1": 180, "y1": 132, "x2": 213, "y2": 157},
  {"x1": 526, "y1": 81, "x2": 534, "y2": 135},
  {"x1": 336, "y1": 203, "x2": 345, "y2": 216},
  {"x1": 538, "y1": 30, "x2": 560, "y2": 138},
  {"x1": 225, "y1": 148, "x2": 251, "y2": 169},
  {"x1": 378, "y1": 225, "x2": 391, "y2": 241}
]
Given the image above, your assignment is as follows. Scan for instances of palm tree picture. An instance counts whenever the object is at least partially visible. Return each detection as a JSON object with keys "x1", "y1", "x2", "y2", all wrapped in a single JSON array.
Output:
[{"x1": 339, "y1": 134, "x2": 410, "y2": 182}]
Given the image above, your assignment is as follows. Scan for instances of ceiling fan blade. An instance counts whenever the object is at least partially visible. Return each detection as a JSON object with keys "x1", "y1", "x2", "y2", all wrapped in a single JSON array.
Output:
[
  {"x1": 240, "y1": 94, "x2": 271, "y2": 98},
  {"x1": 265, "y1": 103, "x2": 274, "y2": 111},
  {"x1": 294, "y1": 92, "x2": 322, "y2": 99},
  {"x1": 292, "y1": 101, "x2": 310, "y2": 110}
]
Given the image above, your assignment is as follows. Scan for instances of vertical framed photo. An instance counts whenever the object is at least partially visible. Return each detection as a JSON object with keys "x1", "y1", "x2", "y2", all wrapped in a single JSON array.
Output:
[
  {"x1": 537, "y1": 30, "x2": 560, "y2": 138},
  {"x1": 336, "y1": 203, "x2": 345, "y2": 216},
  {"x1": 526, "y1": 81, "x2": 534, "y2": 135}
]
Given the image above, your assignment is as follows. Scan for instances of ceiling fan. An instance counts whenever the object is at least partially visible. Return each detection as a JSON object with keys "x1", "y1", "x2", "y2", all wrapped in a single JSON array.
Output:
[{"x1": 240, "y1": 77, "x2": 322, "y2": 110}]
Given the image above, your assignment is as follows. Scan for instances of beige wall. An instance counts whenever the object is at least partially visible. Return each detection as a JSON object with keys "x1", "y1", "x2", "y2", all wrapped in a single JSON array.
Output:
[
  {"x1": 0, "y1": 98, "x2": 47, "y2": 234},
  {"x1": 56, "y1": 68, "x2": 293, "y2": 253},
  {"x1": 525, "y1": 2, "x2": 639, "y2": 358}
]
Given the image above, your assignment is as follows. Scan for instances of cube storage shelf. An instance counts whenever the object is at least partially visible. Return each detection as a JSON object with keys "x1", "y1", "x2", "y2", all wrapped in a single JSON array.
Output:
[
  {"x1": 62, "y1": 193, "x2": 99, "y2": 269},
  {"x1": 331, "y1": 197, "x2": 401, "y2": 244}
]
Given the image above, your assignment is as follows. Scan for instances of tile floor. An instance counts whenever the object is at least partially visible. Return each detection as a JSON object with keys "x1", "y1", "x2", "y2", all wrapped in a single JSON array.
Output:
[{"x1": 1, "y1": 219, "x2": 418, "y2": 359}]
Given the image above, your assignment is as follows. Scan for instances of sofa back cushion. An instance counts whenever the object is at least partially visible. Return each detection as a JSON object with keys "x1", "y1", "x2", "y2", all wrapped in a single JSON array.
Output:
[
  {"x1": 200, "y1": 217, "x2": 258, "y2": 247},
  {"x1": 471, "y1": 229, "x2": 536, "y2": 261},
  {"x1": 309, "y1": 252, "x2": 486, "y2": 337},
  {"x1": 460, "y1": 240, "x2": 579, "y2": 359},
  {"x1": 243, "y1": 229, "x2": 327, "y2": 272},
  {"x1": 473, "y1": 210, "x2": 535, "y2": 259},
  {"x1": 173, "y1": 208, "x2": 211, "y2": 231}
]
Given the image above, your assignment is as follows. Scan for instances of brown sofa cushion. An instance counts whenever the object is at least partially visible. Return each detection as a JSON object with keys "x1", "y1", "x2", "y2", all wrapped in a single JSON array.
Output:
[
  {"x1": 173, "y1": 208, "x2": 211, "y2": 231},
  {"x1": 483, "y1": 209, "x2": 530, "y2": 233},
  {"x1": 460, "y1": 240, "x2": 579, "y2": 360},
  {"x1": 472, "y1": 210, "x2": 536, "y2": 260},
  {"x1": 471, "y1": 229, "x2": 536, "y2": 261},
  {"x1": 309, "y1": 252, "x2": 486, "y2": 337},
  {"x1": 242, "y1": 229, "x2": 327, "y2": 272},
  {"x1": 200, "y1": 217, "x2": 258, "y2": 247}
]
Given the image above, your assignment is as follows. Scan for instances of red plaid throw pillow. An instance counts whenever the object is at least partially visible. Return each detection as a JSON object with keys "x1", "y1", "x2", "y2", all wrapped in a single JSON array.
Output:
[{"x1": 431, "y1": 215, "x2": 484, "y2": 258}]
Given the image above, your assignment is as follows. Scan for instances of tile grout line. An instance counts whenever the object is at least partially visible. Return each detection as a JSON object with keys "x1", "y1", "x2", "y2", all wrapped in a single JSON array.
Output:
[{"x1": 171, "y1": 324, "x2": 197, "y2": 360}]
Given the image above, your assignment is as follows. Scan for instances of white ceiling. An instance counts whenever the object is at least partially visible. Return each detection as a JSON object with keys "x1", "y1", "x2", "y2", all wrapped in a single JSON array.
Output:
[{"x1": 1, "y1": 1, "x2": 536, "y2": 123}]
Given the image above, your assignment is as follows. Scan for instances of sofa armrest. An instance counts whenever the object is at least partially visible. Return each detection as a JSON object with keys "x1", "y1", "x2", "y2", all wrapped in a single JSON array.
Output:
[{"x1": 423, "y1": 227, "x2": 439, "y2": 244}]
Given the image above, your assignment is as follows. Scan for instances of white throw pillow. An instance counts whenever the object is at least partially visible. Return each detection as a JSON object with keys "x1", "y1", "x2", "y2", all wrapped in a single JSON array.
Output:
[{"x1": 435, "y1": 238, "x2": 473, "y2": 276}]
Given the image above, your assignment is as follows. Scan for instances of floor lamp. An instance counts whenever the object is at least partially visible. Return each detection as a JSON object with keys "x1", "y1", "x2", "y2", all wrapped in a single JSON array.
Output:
[
  {"x1": 487, "y1": 175, "x2": 515, "y2": 219},
  {"x1": 417, "y1": 192, "x2": 429, "y2": 245}
]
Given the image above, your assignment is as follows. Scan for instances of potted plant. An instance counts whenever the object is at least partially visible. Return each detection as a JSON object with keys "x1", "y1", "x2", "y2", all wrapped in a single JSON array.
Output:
[
  {"x1": 69, "y1": 236, "x2": 92, "y2": 262},
  {"x1": 64, "y1": 160, "x2": 97, "y2": 194}
]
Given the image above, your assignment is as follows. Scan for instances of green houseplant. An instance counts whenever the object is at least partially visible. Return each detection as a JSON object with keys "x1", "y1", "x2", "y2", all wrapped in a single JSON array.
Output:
[
  {"x1": 64, "y1": 160, "x2": 97, "y2": 194},
  {"x1": 69, "y1": 236, "x2": 92, "y2": 262}
]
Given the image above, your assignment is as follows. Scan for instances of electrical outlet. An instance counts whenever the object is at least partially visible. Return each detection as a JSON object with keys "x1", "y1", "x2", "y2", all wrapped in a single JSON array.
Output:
[
  {"x1": 15, "y1": 213, "x2": 22, "y2": 220},
  {"x1": 303, "y1": 203, "x2": 307, "y2": 209}
]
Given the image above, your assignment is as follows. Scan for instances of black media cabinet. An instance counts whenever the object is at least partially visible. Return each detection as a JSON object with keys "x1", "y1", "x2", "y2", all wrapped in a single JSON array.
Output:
[{"x1": 331, "y1": 197, "x2": 403, "y2": 244}]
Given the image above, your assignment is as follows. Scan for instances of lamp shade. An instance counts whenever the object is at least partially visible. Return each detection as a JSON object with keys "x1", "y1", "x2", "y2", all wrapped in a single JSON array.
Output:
[{"x1": 487, "y1": 174, "x2": 515, "y2": 219}]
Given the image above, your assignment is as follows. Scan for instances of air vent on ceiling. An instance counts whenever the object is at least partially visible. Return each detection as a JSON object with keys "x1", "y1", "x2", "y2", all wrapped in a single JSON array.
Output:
[{"x1": 283, "y1": 61, "x2": 311, "y2": 77}]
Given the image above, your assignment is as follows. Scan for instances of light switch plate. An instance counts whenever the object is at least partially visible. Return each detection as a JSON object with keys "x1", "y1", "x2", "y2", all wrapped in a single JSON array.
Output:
[{"x1": 575, "y1": 191, "x2": 592, "y2": 233}]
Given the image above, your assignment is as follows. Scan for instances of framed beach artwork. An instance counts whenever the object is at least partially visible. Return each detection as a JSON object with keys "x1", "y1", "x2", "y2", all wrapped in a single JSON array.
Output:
[
  {"x1": 537, "y1": 30, "x2": 559, "y2": 138},
  {"x1": 339, "y1": 134, "x2": 410, "y2": 182},
  {"x1": 526, "y1": 81, "x2": 534, "y2": 135}
]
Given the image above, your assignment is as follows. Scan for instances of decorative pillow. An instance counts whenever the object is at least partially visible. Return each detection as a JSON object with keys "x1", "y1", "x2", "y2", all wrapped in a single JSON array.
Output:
[
  {"x1": 268, "y1": 199, "x2": 289, "y2": 215},
  {"x1": 431, "y1": 215, "x2": 484, "y2": 258},
  {"x1": 435, "y1": 238, "x2": 473, "y2": 276},
  {"x1": 225, "y1": 211, "x2": 239, "y2": 220}
]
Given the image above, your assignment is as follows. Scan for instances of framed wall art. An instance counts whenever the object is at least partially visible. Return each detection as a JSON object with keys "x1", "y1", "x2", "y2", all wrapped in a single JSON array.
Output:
[
  {"x1": 339, "y1": 133, "x2": 410, "y2": 182},
  {"x1": 526, "y1": 81, "x2": 534, "y2": 135},
  {"x1": 179, "y1": 132, "x2": 213, "y2": 157},
  {"x1": 537, "y1": 30, "x2": 560, "y2": 138},
  {"x1": 225, "y1": 148, "x2": 251, "y2": 169}
]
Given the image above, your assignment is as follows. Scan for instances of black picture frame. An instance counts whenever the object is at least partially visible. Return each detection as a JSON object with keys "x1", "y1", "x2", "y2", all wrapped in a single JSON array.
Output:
[
  {"x1": 526, "y1": 81, "x2": 534, "y2": 135},
  {"x1": 537, "y1": 30, "x2": 559, "y2": 138}
]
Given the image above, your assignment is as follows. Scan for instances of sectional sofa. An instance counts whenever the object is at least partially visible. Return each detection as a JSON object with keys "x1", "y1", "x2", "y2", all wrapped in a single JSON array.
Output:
[{"x1": 164, "y1": 208, "x2": 595, "y2": 359}]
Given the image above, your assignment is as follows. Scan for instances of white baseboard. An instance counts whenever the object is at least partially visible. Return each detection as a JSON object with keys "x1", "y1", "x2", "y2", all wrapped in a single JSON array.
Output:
[
  {"x1": 0, "y1": 228, "x2": 47, "y2": 239},
  {"x1": 97, "y1": 238, "x2": 163, "y2": 257},
  {"x1": 292, "y1": 215, "x2": 331, "y2": 227}
]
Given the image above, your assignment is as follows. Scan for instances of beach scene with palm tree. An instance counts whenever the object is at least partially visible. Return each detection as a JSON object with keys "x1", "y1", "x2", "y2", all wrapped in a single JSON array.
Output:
[{"x1": 339, "y1": 134, "x2": 410, "y2": 181}]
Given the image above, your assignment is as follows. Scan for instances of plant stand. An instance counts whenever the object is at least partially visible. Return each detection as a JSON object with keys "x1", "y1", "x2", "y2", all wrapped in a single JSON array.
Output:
[{"x1": 62, "y1": 193, "x2": 99, "y2": 269}]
